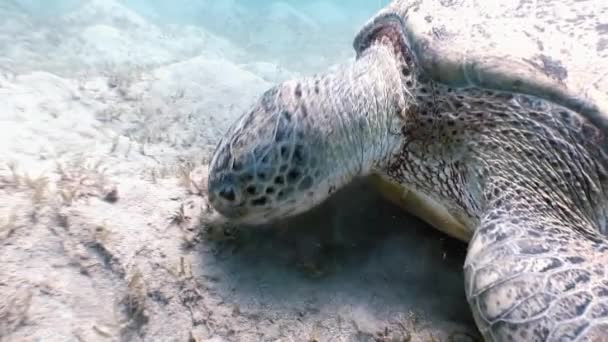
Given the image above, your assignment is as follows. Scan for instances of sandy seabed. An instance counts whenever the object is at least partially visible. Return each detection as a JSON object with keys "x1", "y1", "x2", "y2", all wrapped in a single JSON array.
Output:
[{"x1": 0, "y1": 1, "x2": 479, "y2": 341}]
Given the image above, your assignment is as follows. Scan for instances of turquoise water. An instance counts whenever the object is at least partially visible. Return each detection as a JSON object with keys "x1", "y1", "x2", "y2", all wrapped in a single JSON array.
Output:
[
  {"x1": 3, "y1": 0, "x2": 389, "y2": 74},
  {"x1": 124, "y1": 0, "x2": 390, "y2": 72}
]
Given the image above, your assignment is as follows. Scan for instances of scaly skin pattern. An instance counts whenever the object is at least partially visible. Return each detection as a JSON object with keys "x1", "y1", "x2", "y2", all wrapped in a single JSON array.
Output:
[
  {"x1": 207, "y1": 39, "x2": 608, "y2": 340},
  {"x1": 390, "y1": 68, "x2": 608, "y2": 341},
  {"x1": 207, "y1": 42, "x2": 405, "y2": 224}
]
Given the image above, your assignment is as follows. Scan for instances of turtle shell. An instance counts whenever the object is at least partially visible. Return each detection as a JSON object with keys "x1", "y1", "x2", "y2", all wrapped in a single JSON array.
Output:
[{"x1": 354, "y1": 0, "x2": 608, "y2": 132}]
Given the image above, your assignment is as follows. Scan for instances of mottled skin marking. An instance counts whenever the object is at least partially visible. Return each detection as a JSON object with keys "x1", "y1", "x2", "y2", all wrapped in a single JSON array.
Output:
[
  {"x1": 208, "y1": 1, "x2": 608, "y2": 341},
  {"x1": 380, "y1": 0, "x2": 608, "y2": 131}
]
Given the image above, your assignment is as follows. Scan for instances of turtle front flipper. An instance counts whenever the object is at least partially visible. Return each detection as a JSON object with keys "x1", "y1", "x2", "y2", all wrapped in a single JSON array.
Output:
[{"x1": 465, "y1": 203, "x2": 608, "y2": 341}]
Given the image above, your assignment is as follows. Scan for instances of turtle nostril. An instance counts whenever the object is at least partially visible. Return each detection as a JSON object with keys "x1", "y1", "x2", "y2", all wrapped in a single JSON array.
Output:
[{"x1": 218, "y1": 187, "x2": 236, "y2": 202}]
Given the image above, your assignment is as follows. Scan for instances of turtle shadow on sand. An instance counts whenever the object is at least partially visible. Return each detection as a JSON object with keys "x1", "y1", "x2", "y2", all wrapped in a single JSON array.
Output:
[{"x1": 195, "y1": 178, "x2": 479, "y2": 340}]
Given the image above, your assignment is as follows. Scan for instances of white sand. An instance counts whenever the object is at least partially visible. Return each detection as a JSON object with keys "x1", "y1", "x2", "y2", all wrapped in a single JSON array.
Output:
[{"x1": 0, "y1": 1, "x2": 478, "y2": 341}]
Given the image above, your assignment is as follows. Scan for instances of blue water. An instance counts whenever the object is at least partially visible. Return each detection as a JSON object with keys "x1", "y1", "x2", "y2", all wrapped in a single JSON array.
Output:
[
  {"x1": 5, "y1": 0, "x2": 389, "y2": 74},
  {"x1": 124, "y1": 0, "x2": 390, "y2": 72}
]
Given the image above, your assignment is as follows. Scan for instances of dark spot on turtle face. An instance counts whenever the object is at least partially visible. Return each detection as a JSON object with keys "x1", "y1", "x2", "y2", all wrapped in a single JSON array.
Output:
[
  {"x1": 236, "y1": 174, "x2": 248, "y2": 184},
  {"x1": 300, "y1": 103, "x2": 308, "y2": 118},
  {"x1": 280, "y1": 145, "x2": 290, "y2": 159},
  {"x1": 265, "y1": 187, "x2": 275, "y2": 194},
  {"x1": 282, "y1": 110, "x2": 292, "y2": 122},
  {"x1": 401, "y1": 66, "x2": 410, "y2": 76},
  {"x1": 424, "y1": 15, "x2": 432, "y2": 23},
  {"x1": 405, "y1": 80, "x2": 413, "y2": 87},
  {"x1": 256, "y1": 165, "x2": 274, "y2": 182},
  {"x1": 232, "y1": 160, "x2": 244, "y2": 172},
  {"x1": 314, "y1": 79, "x2": 320, "y2": 94},
  {"x1": 287, "y1": 169, "x2": 301, "y2": 183},
  {"x1": 251, "y1": 197, "x2": 268, "y2": 206},
  {"x1": 274, "y1": 176, "x2": 285, "y2": 185},
  {"x1": 274, "y1": 116, "x2": 293, "y2": 142},
  {"x1": 292, "y1": 145, "x2": 306, "y2": 165},
  {"x1": 294, "y1": 84, "x2": 302, "y2": 98},
  {"x1": 246, "y1": 185, "x2": 257, "y2": 195}
]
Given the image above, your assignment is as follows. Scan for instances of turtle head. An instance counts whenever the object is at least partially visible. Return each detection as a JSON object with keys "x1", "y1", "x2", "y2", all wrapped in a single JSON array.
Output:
[
  {"x1": 208, "y1": 14, "x2": 417, "y2": 225},
  {"x1": 207, "y1": 84, "x2": 337, "y2": 224}
]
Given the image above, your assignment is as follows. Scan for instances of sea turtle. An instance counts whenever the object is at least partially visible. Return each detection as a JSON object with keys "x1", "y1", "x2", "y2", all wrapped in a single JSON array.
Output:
[{"x1": 206, "y1": 0, "x2": 608, "y2": 340}]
